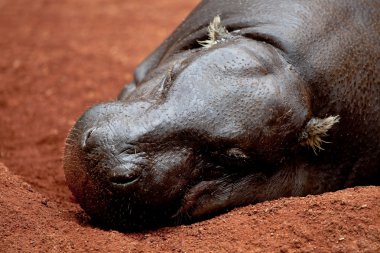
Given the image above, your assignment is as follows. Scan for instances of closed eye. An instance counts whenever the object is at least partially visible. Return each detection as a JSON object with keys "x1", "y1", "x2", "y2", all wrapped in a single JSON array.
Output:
[{"x1": 119, "y1": 145, "x2": 138, "y2": 155}]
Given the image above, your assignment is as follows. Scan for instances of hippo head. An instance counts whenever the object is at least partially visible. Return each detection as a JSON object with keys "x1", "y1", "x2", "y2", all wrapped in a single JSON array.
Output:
[{"x1": 64, "y1": 17, "x2": 338, "y2": 230}]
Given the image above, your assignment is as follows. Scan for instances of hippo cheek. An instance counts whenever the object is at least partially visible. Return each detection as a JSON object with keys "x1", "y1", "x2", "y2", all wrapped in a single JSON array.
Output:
[{"x1": 176, "y1": 174, "x2": 267, "y2": 219}]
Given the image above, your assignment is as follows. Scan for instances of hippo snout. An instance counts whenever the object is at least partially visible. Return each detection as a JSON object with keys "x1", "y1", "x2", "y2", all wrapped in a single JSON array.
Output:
[
  {"x1": 64, "y1": 102, "x2": 197, "y2": 229},
  {"x1": 67, "y1": 102, "x2": 148, "y2": 187},
  {"x1": 80, "y1": 126, "x2": 142, "y2": 186}
]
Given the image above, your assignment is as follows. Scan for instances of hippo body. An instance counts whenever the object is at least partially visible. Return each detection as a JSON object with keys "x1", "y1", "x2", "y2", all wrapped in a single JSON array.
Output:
[{"x1": 64, "y1": 0, "x2": 380, "y2": 230}]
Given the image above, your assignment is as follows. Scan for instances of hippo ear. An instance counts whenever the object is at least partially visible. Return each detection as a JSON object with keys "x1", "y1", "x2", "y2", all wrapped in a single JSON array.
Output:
[
  {"x1": 299, "y1": 115, "x2": 340, "y2": 154},
  {"x1": 198, "y1": 16, "x2": 230, "y2": 48}
]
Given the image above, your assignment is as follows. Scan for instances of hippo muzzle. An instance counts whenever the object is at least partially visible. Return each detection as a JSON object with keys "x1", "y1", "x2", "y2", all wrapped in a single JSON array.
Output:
[{"x1": 65, "y1": 102, "x2": 198, "y2": 229}]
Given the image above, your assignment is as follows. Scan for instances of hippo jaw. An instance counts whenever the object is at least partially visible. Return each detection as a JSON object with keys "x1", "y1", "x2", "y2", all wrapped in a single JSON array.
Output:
[{"x1": 63, "y1": 31, "x2": 329, "y2": 230}]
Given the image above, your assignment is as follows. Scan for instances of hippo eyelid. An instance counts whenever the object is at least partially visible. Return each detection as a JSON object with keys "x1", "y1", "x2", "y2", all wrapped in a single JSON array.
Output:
[
  {"x1": 158, "y1": 63, "x2": 179, "y2": 100},
  {"x1": 226, "y1": 148, "x2": 249, "y2": 160},
  {"x1": 242, "y1": 31, "x2": 286, "y2": 53},
  {"x1": 119, "y1": 145, "x2": 138, "y2": 155}
]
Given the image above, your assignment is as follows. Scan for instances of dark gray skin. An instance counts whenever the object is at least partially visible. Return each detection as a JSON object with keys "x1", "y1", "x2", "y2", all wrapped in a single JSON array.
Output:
[{"x1": 64, "y1": 0, "x2": 380, "y2": 230}]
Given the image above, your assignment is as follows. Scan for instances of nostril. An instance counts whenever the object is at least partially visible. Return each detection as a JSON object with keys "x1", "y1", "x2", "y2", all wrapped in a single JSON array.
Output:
[{"x1": 81, "y1": 127, "x2": 96, "y2": 149}]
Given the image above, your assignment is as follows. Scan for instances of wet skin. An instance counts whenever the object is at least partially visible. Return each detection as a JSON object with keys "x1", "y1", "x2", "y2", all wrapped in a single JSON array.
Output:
[{"x1": 64, "y1": 0, "x2": 379, "y2": 230}]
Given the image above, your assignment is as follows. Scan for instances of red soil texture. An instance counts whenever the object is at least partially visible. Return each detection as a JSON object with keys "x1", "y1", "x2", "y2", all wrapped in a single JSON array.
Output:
[{"x1": 0, "y1": 1, "x2": 379, "y2": 252}]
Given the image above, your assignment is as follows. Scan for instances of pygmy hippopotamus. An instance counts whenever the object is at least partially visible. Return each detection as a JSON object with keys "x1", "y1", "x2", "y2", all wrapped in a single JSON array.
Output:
[{"x1": 64, "y1": 0, "x2": 380, "y2": 230}]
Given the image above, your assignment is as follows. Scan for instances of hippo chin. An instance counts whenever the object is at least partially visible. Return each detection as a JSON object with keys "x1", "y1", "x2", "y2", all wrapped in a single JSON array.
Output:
[{"x1": 64, "y1": 0, "x2": 380, "y2": 230}]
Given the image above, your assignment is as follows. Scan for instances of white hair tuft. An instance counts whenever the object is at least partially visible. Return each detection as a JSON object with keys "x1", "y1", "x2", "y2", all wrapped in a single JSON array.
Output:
[{"x1": 198, "y1": 16, "x2": 230, "y2": 48}]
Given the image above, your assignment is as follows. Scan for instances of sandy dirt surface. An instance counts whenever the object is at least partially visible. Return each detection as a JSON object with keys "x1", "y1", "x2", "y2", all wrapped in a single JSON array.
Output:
[{"x1": 0, "y1": 1, "x2": 379, "y2": 252}]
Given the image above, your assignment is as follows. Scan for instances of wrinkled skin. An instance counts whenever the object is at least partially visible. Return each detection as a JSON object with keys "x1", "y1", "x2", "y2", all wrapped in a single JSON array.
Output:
[{"x1": 64, "y1": 0, "x2": 380, "y2": 230}]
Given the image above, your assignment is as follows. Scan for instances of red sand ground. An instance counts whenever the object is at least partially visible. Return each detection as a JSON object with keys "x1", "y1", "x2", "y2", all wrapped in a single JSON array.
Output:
[{"x1": 0, "y1": 1, "x2": 379, "y2": 252}]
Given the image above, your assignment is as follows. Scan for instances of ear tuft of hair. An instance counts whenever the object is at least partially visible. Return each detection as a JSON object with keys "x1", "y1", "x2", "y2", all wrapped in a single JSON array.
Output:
[
  {"x1": 299, "y1": 115, "x2": 340, "y2": 154},
  {"x1": 198, "y1": 16, "x2": 230, "y2": 48}
]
